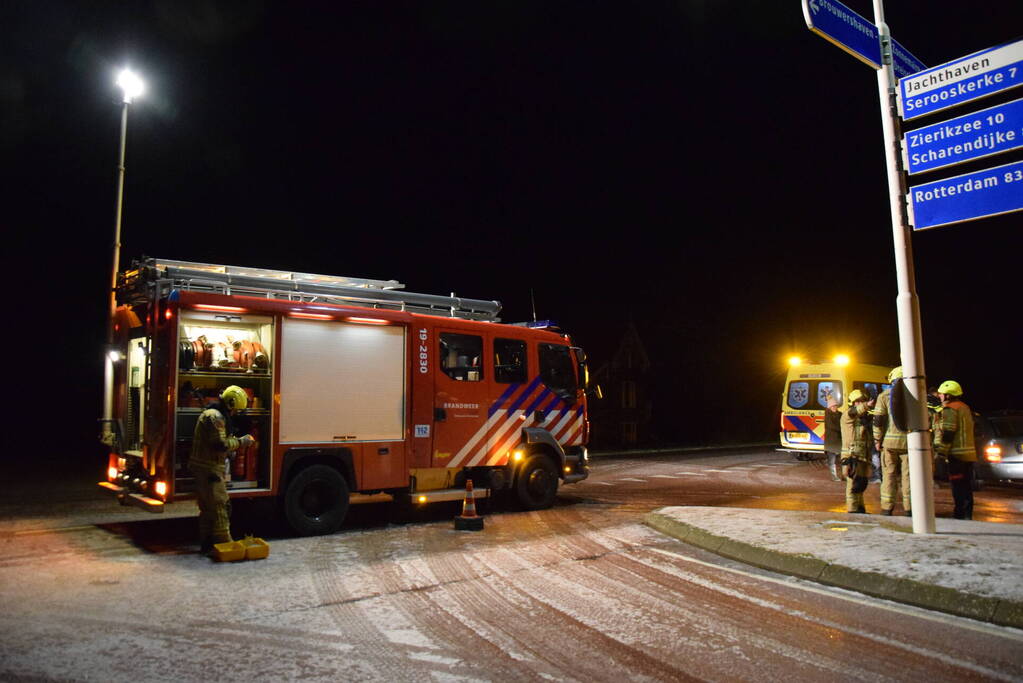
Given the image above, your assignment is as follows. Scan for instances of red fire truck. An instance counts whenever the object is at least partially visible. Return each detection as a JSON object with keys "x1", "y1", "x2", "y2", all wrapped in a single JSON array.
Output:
[{"x1": 99, "y1": 258, "x2": 593, "y2": 535}]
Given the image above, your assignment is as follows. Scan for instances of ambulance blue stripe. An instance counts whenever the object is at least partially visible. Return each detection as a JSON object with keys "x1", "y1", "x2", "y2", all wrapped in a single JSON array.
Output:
[{"x1": 788, "y1": 416, "x2": 824, "y2": 444}]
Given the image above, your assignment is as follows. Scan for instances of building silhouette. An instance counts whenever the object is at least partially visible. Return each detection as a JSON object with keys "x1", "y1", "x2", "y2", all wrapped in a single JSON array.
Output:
[{"x1": 590, "y1": 322, "x2": 654, "y2": 449}]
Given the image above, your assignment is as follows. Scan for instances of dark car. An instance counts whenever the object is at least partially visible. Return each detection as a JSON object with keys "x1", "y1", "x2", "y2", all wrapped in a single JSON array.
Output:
[{"x1": 975, "y1": 411, "x2": 1023, "y2": 484}]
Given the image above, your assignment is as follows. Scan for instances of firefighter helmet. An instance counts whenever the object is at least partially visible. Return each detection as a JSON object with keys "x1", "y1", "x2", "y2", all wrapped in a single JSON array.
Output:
[
  {"x1": 220, "y1": 385, "x2": 248, "y2": 411},
  {"x1": 848, "y1": 389, "x2": 867, "y2": 404},
  {"x1": 888, "y1": 366, "x2": 903, "y2": 383},
  {"x1": 937, "y1": 380, "x2": 963, "y2": 396}
]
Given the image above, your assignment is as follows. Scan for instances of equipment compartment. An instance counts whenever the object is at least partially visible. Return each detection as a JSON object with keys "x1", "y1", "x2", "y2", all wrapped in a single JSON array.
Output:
[{"x1": 174, "y1": 312, "x2": 275, "y2": 493}]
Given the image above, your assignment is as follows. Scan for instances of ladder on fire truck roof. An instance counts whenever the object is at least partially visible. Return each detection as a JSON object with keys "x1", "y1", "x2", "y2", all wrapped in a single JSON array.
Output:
[{"x1": 119, "y1": 258, "x2": 502, "y2": 321}]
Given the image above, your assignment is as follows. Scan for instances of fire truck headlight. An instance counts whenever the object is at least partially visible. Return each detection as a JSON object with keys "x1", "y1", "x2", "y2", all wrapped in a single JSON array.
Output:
[
  {"x1": 107, "y1": 467, "x2": 118, "y2": 481},
  {"x1": 154, "y1": 481, "x2": 168, "y2": 498}
]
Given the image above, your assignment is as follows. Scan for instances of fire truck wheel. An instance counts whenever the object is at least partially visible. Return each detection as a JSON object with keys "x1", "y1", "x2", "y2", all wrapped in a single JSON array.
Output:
[
  {"x1": 515, "y1": 454, "x2": 558, "y2": 510},
  {"x1": 283, "y1": 464, "x2": 350, "y2": 536}
]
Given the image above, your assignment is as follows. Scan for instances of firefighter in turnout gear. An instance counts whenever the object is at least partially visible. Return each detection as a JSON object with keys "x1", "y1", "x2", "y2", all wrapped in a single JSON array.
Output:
[
  {"x1": 873, "y1": 366, "x2": 911, "y2": 516},
  {"x1": 841, "y1": 389, "x2": 873, "y2": 513},
  {"x1": 936, "y1": 380, "x2": 976, "y2": 520},
  {"x1": 189, "y1": 385, "x2": 254, "y2": 554},
  {"x1": 927, "y1": 388, "x2": 944, "y2": 451}
]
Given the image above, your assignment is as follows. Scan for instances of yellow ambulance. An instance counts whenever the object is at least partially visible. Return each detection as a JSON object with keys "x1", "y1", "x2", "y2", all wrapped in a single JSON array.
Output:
[{"x1": 778, "y1": 355, "x2": 891, "y2": 460}]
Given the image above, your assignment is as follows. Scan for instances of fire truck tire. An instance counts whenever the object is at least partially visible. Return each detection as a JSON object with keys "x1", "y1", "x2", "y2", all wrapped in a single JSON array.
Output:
[
  {"x1": 283, "y1": 464, "x2": 350, "y2": 536},
  {"x1": 515, "y1": 454, "x2": 558, "y2": 510}
]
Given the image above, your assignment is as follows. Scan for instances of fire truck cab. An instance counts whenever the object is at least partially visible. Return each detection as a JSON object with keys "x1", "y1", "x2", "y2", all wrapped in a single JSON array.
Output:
[{"x1": 99, "y1": 258, "x2": 592, "y2": 535}]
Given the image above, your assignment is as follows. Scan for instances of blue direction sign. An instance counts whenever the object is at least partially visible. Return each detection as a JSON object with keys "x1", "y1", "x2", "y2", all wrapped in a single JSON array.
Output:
[
  {"x1": 802, "y1": 0, "x2": 880, "y2": 70},
  {"x1": 904, "y1": 98, "x2": 1023, "y2": 175},
  {"x1": 891, "y1": 38, "x2": 926, "y2": 80},
  {"x1": 802, "y1": 1, "x2": 926, "y2": 79},
  {"x1": 908, "y1": 159, "x2": 1023, "y2": 230},
  {"x1": 900, "y1": 38, "x2": 1023, "y2": 120}
]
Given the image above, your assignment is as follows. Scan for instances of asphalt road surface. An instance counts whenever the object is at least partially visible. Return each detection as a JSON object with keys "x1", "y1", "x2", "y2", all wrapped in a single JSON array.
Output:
[{"x1": 2, "y1": 448, "x2": 1022, "y2": 681}]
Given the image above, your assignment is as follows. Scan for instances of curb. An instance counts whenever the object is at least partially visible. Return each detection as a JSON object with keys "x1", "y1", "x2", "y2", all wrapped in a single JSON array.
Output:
[{"x1": 644, "y1": 511, "x2": 1023, "y2": 630}]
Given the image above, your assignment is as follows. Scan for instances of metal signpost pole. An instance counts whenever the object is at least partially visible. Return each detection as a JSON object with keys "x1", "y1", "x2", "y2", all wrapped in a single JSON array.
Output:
[{"x1": 872, "y1": 0, "x2": 936, "y2": 534}]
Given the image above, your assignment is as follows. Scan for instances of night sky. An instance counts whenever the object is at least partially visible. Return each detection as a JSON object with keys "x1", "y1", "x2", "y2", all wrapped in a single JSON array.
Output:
[{"x1": 6, "y1": 1, "x2": 1021, "y2": 454}]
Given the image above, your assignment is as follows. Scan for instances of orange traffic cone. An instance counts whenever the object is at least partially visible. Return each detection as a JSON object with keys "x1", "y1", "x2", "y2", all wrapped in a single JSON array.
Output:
[{"x1": 454, "y1": 479, "x2": 484, "y2": 531}]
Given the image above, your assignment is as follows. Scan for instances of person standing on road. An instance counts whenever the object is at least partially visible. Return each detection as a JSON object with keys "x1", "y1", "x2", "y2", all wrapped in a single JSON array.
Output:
[
  {"x1": 840, "y1": 389, "x2": 873, "y2": 513},
  {"x1": 189, "y1": 385, "x2": 255, "y2": 554},
  {"x1": 824, "y1": 393, "x2": 843, "y2": 481},
  {"x1": 873, "y1": 366, "x2": 911, "y2": 516},
  {"x1": 868, "y1": 392, "x2": 883, "y2": 485},
  {"x1": 927, "y1": 387, "x2": 946, "y2": 479},
  {"x1": 935, "y1": 380, "x2": 976, "y2": 520}
]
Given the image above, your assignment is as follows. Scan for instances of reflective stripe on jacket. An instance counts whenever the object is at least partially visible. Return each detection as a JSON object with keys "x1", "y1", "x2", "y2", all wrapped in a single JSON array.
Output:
[
  {"x1": 840, "y1": 403, "x2": 871, "y2": 461},
  {"x1": 872, "y1": 389, "x2": 908, "y2": 450},
  {"x1": 937, "y1": 400, "x2": 976, "y2": 461},
  {"x1": 929, "y1": 407, "x2": 944, "y2": 449},
  {"x1": 188, "y1": 407, "x2": 240, "y2": 474}
]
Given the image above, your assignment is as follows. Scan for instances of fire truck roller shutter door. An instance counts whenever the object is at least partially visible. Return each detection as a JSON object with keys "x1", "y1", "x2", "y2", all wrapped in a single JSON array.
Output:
[{"x1": 279, "y1": 319, "x2": 405, "y2": 443}]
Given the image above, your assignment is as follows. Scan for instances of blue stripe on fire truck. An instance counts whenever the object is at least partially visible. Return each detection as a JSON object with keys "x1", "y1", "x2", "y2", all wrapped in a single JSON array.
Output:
[
  {"x1": 526, "y1": 389, "x2": 556, "y2": 416},
  {"x1": 489, "y1": 382, "x2": 521, "y2": 417},
  {"x1": 508, "y1": 377, "x2": 545, "y2": 414},
  {"x1": 490, "y1": 376, "x2": 544, "y2": 417}
]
